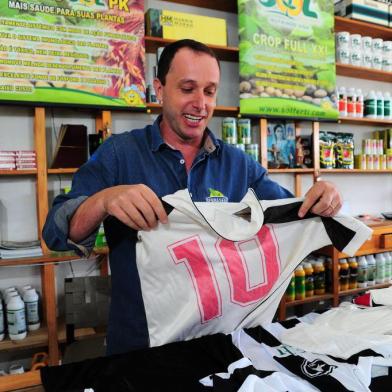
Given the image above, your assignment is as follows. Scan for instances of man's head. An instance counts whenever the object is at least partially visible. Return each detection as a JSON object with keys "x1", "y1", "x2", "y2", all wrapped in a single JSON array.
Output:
[
  {"x1": 153, "y1": 39, "x2": 221, "y2": 146},
  {"x1": 156, "y1": 39, "x2": 220, "y2": 85}
]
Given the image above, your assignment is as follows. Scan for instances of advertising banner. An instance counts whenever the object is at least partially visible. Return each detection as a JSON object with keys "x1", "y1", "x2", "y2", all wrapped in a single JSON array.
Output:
[
  {"x1": 239, "y1": 0, "x2": 338, "y2": 120},
  {"x1": 0, "y1": 0, "x2": 145, "y2": 108}
]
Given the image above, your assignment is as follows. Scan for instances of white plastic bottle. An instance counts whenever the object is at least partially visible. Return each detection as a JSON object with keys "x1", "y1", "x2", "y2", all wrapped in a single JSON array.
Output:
[
  {"x1": 0, "y1": 298, "x2": 4, "y2": 341},
  {"x1": 364, "y1": 90, "x2": 377, "y2": 118},
  {"x1": 366, "y1": 254, "x2": 376, "y2": 286},
  {"x1": 23, "y1": 288, "x2": 40, "y2": 331},
  {"x1": 375, "y1": 253, "x2": 386, "y2": 284},
  {"x1": 383, "y1": 91, "x2": 391, "y2": 120},
  {"x1": 357, "y1": 256, "x2": 368, "y2": 288},
  {"x1": 355, "y1": 89, "x2": 364, "y2": 118},
  {"x1": 6, "y1": 296, "x2": 27, "y2": 341},
  {"x1": 383, "y1": 252, "x2": 392, "y2": 283},
  {"x1": 376, "y1": 91, "x2": 384, "y2": 119}
]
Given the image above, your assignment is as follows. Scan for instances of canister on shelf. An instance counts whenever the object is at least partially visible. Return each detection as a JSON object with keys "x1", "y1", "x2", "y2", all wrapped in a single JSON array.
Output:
[
  {"x1": 237, "y1": 118, "x2": 251, "y2": 144},
  {"x1": 245, "y1": 144, "x2": 259, "y2": 162},
  {"x1": 222, "y1": 117, "x2": 237, "y2": 144}
]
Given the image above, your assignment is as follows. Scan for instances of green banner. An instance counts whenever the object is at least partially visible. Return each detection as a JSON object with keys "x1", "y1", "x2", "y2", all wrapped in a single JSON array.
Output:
[
  {"x1": 238, "y1": 0, "x2": 338, "y2": 120},
  {"x1": 0, "y1": 0, "x2": 145, "y2": 108}
]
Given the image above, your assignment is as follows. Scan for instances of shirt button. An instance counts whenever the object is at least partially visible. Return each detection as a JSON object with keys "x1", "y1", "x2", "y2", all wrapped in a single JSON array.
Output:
[{"x1": 180, "y1": 159, "x2": 185, "y2": 164}]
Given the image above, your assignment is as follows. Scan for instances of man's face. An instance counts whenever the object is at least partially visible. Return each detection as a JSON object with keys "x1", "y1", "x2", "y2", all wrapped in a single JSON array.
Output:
[{"x1": 154, "y1": 48, "x2": 220, "y2": 144}]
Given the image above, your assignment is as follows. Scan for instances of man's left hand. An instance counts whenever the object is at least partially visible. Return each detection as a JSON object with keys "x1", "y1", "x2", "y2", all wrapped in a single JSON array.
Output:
[{"x1": 298, "y1": 180, "x2": 342, "y2": 218}]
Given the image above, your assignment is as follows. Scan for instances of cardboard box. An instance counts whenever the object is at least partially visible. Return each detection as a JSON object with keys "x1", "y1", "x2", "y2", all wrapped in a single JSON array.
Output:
[
  {"x1": 145, "y1": 8, "x2": 227, "y2": 47},
  {"x1": 334, "y1": 0, "x2": 389, "y2": 26}
]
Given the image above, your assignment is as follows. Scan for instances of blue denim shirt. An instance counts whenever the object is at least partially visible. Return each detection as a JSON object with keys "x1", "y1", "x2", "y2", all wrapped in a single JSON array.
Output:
[{"x1": 43, "y1": 116, "x2": 292, "y2": 355}]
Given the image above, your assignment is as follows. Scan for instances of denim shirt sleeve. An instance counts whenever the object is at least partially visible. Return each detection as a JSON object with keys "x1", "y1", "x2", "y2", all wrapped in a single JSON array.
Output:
[{"x1": 43, "y1": 136, "x2": 119, "y2": 256}]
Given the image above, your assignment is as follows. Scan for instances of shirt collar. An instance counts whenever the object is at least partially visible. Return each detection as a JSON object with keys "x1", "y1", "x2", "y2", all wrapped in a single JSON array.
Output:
[{"x1": 150, "y1": 115, "x2": 220, "y2": 155}]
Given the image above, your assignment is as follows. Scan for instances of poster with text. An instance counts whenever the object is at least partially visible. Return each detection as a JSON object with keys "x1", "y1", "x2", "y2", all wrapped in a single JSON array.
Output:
[
  {"x1": 0, "y1": 0, "x2": 145, "y2": 108},
  {"x1": 239, "y1": 0, "x2": 338, "y2": 120}
]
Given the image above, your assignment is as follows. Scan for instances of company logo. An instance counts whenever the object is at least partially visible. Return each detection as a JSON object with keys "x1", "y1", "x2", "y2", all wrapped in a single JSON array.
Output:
[
  {"x1": 301, "y1": 359, "x2": 337, "y2": 378},
  {"x1": 206, "y1": 188, "x2": 228, "y2": 202},
  {"x1": 258, "y1": 0, "x2": 318, "y2": 19}
]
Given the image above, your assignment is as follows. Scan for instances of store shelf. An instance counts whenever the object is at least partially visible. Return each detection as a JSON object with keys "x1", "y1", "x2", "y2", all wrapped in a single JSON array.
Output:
[
  {"x1": 164, "y1": 0, "x2": 237, "y2": 13},
  {"x1": 334, "y1": 16, "x2": 392, "y2": 40},
  {"x1": 320, "y1": 169, "x2": 392, "y2": 174},
  {"x1": 47, "y1": 168, "x2": 77, "y2": 175},
  {"x1": 268, "y1": 168, "x2": 314, "y2": 174},
  {"x1": 145, "y1": 36, "x2": 239, "y2": 62},
  {"x1": 339, "y1": 117, "x2": 392, "y2": 126},
  {"x1": 0, "y1": 170, "x2": 37, "y2": 176},
  {"x1": 146, "y1": 102, "x2": 239, "y2": 117},
  {"x1": 339, "y1": 282, "x2": 391, "y2": 297},
  {"x1": 336, "y1": 63, "x2": 392, "y2": 83},
  {"x1": 285, "y1": 293, "x2": 334, "y2": 307}
]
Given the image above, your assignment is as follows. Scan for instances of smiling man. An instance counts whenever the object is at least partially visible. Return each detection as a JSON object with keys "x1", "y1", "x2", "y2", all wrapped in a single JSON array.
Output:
[{"x1": 43, "y1": 39, "x2": 342, "y2": 356}]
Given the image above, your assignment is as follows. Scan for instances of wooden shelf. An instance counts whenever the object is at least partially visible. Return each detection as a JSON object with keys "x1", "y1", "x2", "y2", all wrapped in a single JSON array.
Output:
[
  {"x1": 0, "y1": 320, "x2": 103, "y2": 353},
  {"x1": 163, "y1": 0, "x2": 237, "y2": 13},
  {"x1": 339, "y1": 117, "x2": 392, "y2": 126},
  {"x1": 268, "y1": 168, "x2": 314, "y2": 173},
  {"x1": 47, "y1": 168, "x2": 77, "y2": 175},
  {"x1": 145, "y1": 36, "x2": 239, "y2": 62},
  {"x1": 335, "y1": 16, "x2": 392, "y2": 40},
  {"x1": 338, "y1": 282, "x2": 391, "y2": 297},
  {"x1": 336, "y1": 63, "x2": 392, "y2": 83},
  {"x1": 0, "y1": 170, "x2": 37, "y2": 176},
  {"x1": 146, "y1": 102, "x2": 239, "y2": 117},
  {"x1": 285, "y1": 293, "x2": 334, "y2": 307},
  {"x1": 320, "y1": 169, "x2": 392, "y2": 174}
]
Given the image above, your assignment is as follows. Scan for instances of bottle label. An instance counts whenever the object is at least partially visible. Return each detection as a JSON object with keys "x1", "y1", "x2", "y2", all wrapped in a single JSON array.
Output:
[
  {"x1": 384, "y1": 101, "x2": 391, "y2": 117},
  {"x1": 357, "y1": 266, "x2": 367, "y2": 283},
  {"x1": 314, "y1": 271, "x2": 326, "y2": 290},
  {"x1": 367, "y1": 265, "x2": 375, "y2": 281},
  {"x1": 7, "y1": 308, "x2": 27, "y2": 335},
  {"x1": 26, "y1": 301, "x2": 40, "y2": 324},
  {"x1": 364, "y1": 99, "x2": 376, "y2": 116}
]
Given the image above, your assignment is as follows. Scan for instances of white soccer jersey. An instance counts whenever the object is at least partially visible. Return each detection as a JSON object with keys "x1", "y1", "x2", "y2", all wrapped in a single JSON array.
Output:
[{"x1": 136, "y1": 189, "x2": 372, "y2": 347}]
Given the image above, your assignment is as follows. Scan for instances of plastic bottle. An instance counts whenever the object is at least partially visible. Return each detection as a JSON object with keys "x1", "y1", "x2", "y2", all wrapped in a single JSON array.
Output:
[
  {"x1": 314, "y1": 261, "x2": 326, "y2": 295},
  {"x1": 383, "y1": 252, "x2": 392, "y2": 283},
  {"x1": 383, "y1": 91, "x2": 391, "y2": 120},
  {"x1": 348, "y1": 257, "x2": 358, "y2": 289},
  {"x1": 0, "y1": 298, "x2": 4, "y2": 341},
  {"x1": 375, "y1": 253, "x2": 386, "y2": 284},
  {"x1": 357, "y1": 256, "x2": 368, "y2": 288},
  {"x1": 355, "y1": 89, "x2": 364, "y2": 118},
  {"x1": 339, "y1": 258, "x2": 350, "y2": 291},
  {"x1": 303, "y1": 262, "x2": 314, "y2": 297},
  {"x1": 338, "y1": 86, "x2": 347, "y2": 117},
  {"x1": 23, "y1": 288, "x2": 40, "y2": 331},
  {"x1": 6, "y1": 296, "x2": 27, "y2": 341},
  {"x1": 285, "y1": 274, "x2": 295, "y2": 302},
  {"x1": 295, "y1": 265, "x2": 306, "y2": 300},
  {"x1": 346, "y1": 88, "x2": 356, "y2": 117},
  {"x1": 366, "y1": 254, "x2": 376, "y2": 286},
  {"x1": 376, "y1": 91, "x2": 384, "y2": 119},
  {"x1": 364, "y1": 90, "x2": 377, "y2": 118}
]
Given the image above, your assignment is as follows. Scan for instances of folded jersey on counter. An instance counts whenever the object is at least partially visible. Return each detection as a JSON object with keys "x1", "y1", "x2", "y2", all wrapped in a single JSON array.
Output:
[{"x1": 136, "y1": 189, "x2": 372, "y2": 347}]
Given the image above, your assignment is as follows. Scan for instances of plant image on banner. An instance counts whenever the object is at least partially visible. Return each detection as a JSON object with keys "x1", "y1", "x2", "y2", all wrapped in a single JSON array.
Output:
[
  {"x1": 238, "y1": 0, "x2": 338, "y2": 120},
  {"x1": 0, "y1": 0, "x2": 145, "y2": 108}
]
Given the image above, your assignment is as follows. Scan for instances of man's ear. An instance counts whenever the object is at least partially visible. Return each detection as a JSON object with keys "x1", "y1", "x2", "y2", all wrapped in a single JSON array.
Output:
[{"x1": 153, "y1": 78, "x2": 163, "y2": 103}]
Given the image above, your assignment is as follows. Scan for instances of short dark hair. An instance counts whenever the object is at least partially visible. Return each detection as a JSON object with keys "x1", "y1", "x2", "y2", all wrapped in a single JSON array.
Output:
[{"x1": 156, "y1": 39, "x2": 220, "y2": 85}]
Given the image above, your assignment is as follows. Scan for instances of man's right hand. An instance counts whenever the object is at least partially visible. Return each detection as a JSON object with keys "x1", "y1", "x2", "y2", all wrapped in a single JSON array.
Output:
[
  {"x1": 101, "y1": 184, "x2": 168, "y2": 231},
  {"x1": 69, "y1": 184, "x2": 168, "y2": 243}
]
